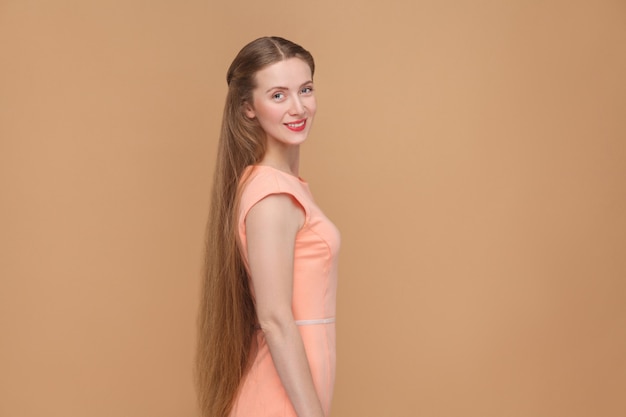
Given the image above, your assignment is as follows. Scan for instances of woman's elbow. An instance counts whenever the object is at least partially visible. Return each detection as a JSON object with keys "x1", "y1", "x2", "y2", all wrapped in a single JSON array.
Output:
[{"x1": 257, "y1": 309, "x2": 294, "y2": 337}]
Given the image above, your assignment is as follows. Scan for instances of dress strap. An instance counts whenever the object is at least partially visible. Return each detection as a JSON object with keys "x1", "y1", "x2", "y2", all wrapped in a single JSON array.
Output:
[{"x1": 295, "y1": 317, "x2": 336, "y2": 326}]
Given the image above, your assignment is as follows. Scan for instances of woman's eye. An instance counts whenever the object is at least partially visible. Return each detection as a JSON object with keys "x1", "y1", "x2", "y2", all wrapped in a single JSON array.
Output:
[
  {"x1": 272, "y1": 92, "x2": 284, "y2": 100},
  {"x1": 301, "y1": 86, "x2": 313, "y2": 94}
]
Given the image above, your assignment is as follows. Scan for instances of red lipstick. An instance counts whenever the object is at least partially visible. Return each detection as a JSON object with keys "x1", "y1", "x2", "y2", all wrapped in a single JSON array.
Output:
[{"x1": 284, "y1": 119, "x2": 307, "y2": 132}]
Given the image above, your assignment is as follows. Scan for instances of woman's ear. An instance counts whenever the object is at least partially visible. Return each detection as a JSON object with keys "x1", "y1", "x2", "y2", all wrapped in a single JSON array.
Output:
[{"x1": 244, "y1": 102, "x2": 256, "y2": 119}]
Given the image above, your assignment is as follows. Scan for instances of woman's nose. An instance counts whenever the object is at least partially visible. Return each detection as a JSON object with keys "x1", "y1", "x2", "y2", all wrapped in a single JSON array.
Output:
[{"x1": 289, "y1": 95, "x2": 305, "y2": 115}]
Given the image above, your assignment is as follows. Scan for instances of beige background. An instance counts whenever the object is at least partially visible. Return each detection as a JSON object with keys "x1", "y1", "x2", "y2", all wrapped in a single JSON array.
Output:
[{"x1": 1, "y1": 1, "x2": 625, "y2": 416}]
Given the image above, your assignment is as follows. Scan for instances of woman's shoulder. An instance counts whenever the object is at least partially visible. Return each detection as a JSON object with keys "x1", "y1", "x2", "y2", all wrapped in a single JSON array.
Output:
[
  {"x1": 241, "y1": 165, "x2": 306, "y2": 194},
  {"x1": 239, "y1": 165, "x2": 310, "y2": 218}
]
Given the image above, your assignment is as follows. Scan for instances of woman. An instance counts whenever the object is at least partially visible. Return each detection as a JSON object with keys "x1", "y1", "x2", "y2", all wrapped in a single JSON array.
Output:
[{"x1": 196, "y1": 36, "x2": 340, "y2": 417}]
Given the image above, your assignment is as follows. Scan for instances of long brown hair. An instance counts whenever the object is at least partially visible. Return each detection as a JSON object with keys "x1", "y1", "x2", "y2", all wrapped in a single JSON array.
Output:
[{"x1": 196, "y1": 36, "x2": 315, "y2": 417}]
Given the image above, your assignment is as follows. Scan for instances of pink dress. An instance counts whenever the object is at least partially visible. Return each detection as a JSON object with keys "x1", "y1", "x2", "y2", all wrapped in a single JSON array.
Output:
[{"x1": 230, "y1": 165, "x2": 341, "y2": 417}]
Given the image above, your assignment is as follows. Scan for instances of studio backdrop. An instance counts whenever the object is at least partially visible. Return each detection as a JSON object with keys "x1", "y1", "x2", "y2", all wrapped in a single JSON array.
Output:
[{"x1": 1, "y1": 1, "x2": 625, "y2": 416}]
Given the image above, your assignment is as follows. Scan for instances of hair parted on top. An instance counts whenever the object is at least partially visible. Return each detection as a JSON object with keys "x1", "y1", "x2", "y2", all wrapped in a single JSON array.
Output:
[
  {"x1": 196, "y1": 36, "x2": 315, "y2": 417},
  {"x1": 226, "y1": 36, "x2": 315, "y2": 87}
]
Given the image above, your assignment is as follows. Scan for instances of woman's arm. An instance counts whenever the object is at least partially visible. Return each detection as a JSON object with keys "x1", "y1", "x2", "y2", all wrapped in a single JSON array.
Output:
[{"x1": 245, "y1": 193, "x2": 325, "y2": 417}]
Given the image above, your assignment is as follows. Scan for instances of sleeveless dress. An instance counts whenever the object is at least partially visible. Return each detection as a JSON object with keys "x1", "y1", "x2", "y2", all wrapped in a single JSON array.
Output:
[{"x1": 230, "y1": 165, "x2": 341, "y2": 417}]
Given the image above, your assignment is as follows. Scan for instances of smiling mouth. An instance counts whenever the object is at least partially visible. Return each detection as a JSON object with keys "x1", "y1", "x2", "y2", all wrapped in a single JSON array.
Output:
[{"x1": 285, "y1": 119, "x2": 306, "y2": 132}]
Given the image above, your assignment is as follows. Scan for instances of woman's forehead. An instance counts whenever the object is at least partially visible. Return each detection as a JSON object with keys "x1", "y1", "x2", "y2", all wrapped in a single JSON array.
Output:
[{"x1": 255, "y1": 58, "x2": 313, "y2": 90}]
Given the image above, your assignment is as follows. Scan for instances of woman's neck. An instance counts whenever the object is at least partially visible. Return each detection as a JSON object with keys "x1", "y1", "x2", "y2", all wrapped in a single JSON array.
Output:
[{"x1": 260, "y1": 143, "x2": 300, "y2": 177}]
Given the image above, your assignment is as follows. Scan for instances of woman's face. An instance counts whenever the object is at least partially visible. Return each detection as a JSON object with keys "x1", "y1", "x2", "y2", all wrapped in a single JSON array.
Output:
[{"x1": 245, "y1": 58, "x2": 316, "y2": 148}]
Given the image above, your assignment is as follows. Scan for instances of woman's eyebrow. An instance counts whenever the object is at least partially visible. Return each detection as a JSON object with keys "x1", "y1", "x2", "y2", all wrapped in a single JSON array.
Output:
[{"x1": 264, "y1": 80, "x2": 313, "y2": 93}]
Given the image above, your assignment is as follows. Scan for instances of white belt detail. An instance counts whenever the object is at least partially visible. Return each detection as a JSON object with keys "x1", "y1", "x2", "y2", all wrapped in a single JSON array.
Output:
[{"x1": 295, "y1": 317, "x2": 336, "y2": 326}]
